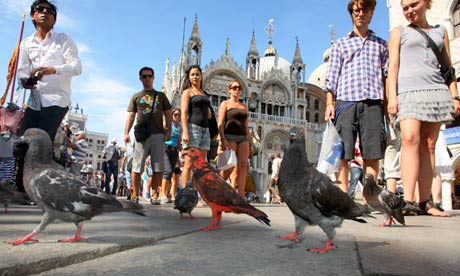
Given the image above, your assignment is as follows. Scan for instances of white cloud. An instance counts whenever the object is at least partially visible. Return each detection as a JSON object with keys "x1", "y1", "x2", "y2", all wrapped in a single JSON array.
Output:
[
  {"x1": 76, "y1": 42, "x2": 92, "y2": 54},
  {"x1": 0, "y1": 0, "x2": 30, "y2": 17},
  {"x1": 55, "y1": 12, "x2": 79, "y2": 30}
]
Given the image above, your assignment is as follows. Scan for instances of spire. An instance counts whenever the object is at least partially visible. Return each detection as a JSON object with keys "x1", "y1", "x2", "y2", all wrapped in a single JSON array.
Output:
[
  {"x1": 264, "y1": 19, "x2": 277, "y2": 57},
  {"x1": 292, "y1": 36, "x2": 303, "y2": 64},
  {"x1": 190, "y1": 15, "x2": 201, "y2": 41},
  {"x1": 248, "y1": 30, "x2": 258, "y2": 56}
]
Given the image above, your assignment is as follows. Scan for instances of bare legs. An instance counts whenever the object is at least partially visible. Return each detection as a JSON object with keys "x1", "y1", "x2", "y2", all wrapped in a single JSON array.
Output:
[{"x1": 219, "y1": 140, "x2": 249, "y2": 197}]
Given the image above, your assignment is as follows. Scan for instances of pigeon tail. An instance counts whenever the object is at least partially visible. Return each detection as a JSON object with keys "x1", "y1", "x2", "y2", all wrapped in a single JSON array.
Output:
[
  {"x1": 347, "y1": 201, "x2": 374, "y2": 222},
  {"x1": 104, "y1": 199, "x2": 146, "y2": 216},
  {"x1": 231, "y1": 205, "x2": 271, "y2": 226}
]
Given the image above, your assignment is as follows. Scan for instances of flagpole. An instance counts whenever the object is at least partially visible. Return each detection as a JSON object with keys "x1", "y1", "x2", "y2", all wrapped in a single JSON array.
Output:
[{"x1": 10, "y1": 12, "x2": 26, "y2": 104}]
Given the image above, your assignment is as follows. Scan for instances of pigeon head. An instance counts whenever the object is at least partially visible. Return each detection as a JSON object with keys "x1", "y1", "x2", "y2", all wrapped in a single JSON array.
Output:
[
  {"x1": 364, "y1": 174, "x2": 379, "y2": 192},
  {"x1": 183, "y1": 148, "x2": 206, "y2": 168},
  {"x1": 289, "y1": 127, "x2": 305, "y2": 142},
  {"x1": 18, "y1": 128, "x2": 54, "y2": 165}
]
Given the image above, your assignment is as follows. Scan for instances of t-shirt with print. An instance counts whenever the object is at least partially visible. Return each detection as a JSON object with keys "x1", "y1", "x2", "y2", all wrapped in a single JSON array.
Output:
[{"x1": 127, "y1": 89, "x2": 171, "y2": 134}]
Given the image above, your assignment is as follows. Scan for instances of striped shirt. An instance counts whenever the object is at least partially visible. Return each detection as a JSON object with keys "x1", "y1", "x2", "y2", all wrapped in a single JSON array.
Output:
[
  {"x1": 324, "y1": 30, "x2": 388, "y2": 101},
  {"x1": 72, "y1": 139, "x2": 89, "y2": 164}
]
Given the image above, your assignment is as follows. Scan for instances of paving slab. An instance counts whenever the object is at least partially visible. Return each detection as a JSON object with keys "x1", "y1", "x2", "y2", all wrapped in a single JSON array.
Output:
[{"x1": 1, "y1": 201, "x2": 459, "y2": 276}]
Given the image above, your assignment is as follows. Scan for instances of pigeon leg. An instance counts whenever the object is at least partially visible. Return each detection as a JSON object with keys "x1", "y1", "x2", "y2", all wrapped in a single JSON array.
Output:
[
  {"x1": 201, "y1": 210, "x2": 220, "y2": 231},
  {"x1": 279, "y1": 232, "x2": 300, "y2": 243},
  {"x1": 59, "y1": 222, "x2": 87, "y2": 243},
  {"x1": 7, "y1": 212, "x2": 53, "y2": 245},
  {"x1": 379, "y1": 217, "x2": 395, "y2": 227},
  {"x1": 188, "y1": 213, "x2": 195, "y2": 219},
  {"x1": 215, "y1": 212, "x2": 222, "y2": 229},
  {"x1": 7, "y1": 232, "x2": 39, "y2": 245},
  {"x1": 307, "y1": 240, "x2": 337, "y2": 253},
  {"x1": 180, "y1": 213, "x2": 185, "y2": 219}
]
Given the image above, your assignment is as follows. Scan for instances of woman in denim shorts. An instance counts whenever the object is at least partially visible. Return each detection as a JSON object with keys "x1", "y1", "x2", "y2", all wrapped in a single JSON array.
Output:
[
  {"x1": 180, "y1": 65, "x2": 211, "y2": 189},
  {"x1": 217, "y1": 80, "x2": 254, "y2": 197}
]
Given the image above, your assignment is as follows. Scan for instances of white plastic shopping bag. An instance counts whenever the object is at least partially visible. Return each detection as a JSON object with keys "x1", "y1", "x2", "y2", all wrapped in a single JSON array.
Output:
[
  {"x1": 217, "y1": 149, "x2": 237, "y2": 171},
  {"x1": 317, "y1": 121, "x2": 343, "y2": 174}
]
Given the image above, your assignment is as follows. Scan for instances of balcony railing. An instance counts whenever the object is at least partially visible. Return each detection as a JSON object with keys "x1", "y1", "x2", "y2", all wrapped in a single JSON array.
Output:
[{"x1": 248, "y1": 112, "x2": 324, "y2": 131}]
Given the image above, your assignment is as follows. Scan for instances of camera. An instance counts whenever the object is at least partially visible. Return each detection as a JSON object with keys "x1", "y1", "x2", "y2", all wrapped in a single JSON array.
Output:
[{"x1": 25, "y1": 76, "x2": 39, "y2": 86}]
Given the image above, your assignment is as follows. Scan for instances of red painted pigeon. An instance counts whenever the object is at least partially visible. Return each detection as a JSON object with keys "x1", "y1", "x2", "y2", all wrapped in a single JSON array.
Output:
[
  {"x1": 277, "y1": 128, "x2": 372, "y2": 253},
  {"x1": 363, "y1": 174, "x2": 405, "y2": 227},
  {"x1": 183, "y1": 148, "x2": 270, "y2": 231},
  {"x1": 7, "y1": 128, "x2": 145, "y2": 246}
]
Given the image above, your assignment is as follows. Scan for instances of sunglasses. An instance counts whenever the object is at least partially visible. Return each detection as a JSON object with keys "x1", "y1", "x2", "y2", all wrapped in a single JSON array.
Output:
[
  {"x1": 352, "y1": 7, "x2": 370, "y2": 15},
  {"x1": 35, "y1": 5, "x2": 56, "y2": 16},
  {"x1": 230, "y1": 86, "x2": 242, "y2": 90},
  {"x1": 141, "y1": 74, "x2": 153, "y2": 79}
]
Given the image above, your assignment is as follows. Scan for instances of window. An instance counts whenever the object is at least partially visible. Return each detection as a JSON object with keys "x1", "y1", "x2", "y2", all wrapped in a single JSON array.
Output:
[
  {"x1": 101, "y1": 141, "x2": 105, "y2": 144},
  {"x1": 261, "y1": 103, "x2": 266, "y2": 114},
  {"x1": 274, "y1": 105, "x2": 279, "y2": 116},
  {"x1": 455, "y1": 1, "x2": 460, "y2": 38},
  {"x1": 280, "y1": 106, "x2": 285, "y2": 117},
  {"x1": 314, "y1": 99, "x2": 320, "y2": 111},
  {"x1": 315, "y1": 113, "x2": 319, "y2": 123},
  {"x1": 306, "y1": 96, "x2": 310, "y2": 108},
  {"x1": 305, "y1": 111, "x2": 310, "y2": 122},
  {"x1": 298, "y1": 105, "x2": 304, "y2": 119},
  {"x1": 211, "y1": 95, "x2": 218, "y2": 106},
  {"x1": 267, "y1": 104, "x2": 273, "y2": 115}
]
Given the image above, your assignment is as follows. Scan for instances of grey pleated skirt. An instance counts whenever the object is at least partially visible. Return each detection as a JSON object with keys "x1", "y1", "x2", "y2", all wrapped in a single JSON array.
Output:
[{"x1": 397, "y1": 88, "x2": 454, "y2": 124}]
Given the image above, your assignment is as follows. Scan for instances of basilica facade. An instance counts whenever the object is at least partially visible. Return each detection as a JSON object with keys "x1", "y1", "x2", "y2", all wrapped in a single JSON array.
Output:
[{"x1": 162, "y1": 17, "x2": 328, "y2": 191}]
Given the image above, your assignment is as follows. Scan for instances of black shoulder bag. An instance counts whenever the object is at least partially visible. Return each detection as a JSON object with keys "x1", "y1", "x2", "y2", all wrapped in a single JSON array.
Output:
[
  {"x1": 134, "y1": 91, "x2": 158, "y2": 142},
  {"x1": 203, "y1": 90, "x2": 218, "y2": 140},
  {"x1": 410, "y1": 24, "x2": 456, "y2": 85}
]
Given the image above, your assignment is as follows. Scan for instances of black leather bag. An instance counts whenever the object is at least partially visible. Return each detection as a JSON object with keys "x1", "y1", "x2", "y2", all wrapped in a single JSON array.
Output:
[
  {"x1": 134, "y1": 121, "x2": 150, "y2": 142},
  {"x1": 133, "y1": 91, "x2": 157, "y2": 142},
  {"x1": 208, "y1": 105, "x2": 218, "y2": 140},
  {"x1": 410, "y1": 24, "x2": 456, "y2": 85}
]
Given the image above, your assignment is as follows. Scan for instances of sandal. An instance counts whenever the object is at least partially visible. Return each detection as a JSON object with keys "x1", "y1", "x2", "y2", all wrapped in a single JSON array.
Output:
[
  {"x1": 401, "y1": 201, "x2": 423, "y2": 216},
  {"x1": 419, "y1": 200, "x2": 450, "y2": 217}
]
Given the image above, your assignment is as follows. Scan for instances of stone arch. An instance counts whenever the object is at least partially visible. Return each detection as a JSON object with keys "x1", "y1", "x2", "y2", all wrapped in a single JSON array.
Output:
[
  {"x1": 260, "y1": 79, "x2": 292, "y2": 105},
  {"x1": 203, "y1": 68, "x2": 248, "y2": 99},
  {"x1": 263, "y1": 129, "x2": 290, "y2": 156}
]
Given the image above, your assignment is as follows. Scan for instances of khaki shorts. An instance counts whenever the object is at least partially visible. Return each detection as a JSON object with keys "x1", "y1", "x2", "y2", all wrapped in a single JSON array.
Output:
[
  {"x1": 132, "y1": 133, "x2": 165, "y2": 173},
  {"x1": 384, "y1": 124, "x2": 401, "y2": 180}
]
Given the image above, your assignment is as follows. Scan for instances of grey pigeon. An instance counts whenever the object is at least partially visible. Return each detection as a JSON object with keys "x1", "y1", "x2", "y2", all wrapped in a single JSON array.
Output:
[
  {"x1": 7, "y1": 128, "x2": 145, "y2": 246},
  {"x1": 174, "y1": 181, "x2": 198, "y2": 219},
  {"x1": 277, "y1": 128, "x2": 372, "y2": 253},
  {"x1": 0, "y1": 179, "x2": 29, "y2": 213},
  {"x1": 363, "y1": 174, "x2": 405, "y2": 227}
]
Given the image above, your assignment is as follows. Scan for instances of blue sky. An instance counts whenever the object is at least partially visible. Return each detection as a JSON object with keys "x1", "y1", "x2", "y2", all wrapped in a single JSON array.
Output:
[{"x1": 0, "y1": 0, "x2": 390, "y2": 144}]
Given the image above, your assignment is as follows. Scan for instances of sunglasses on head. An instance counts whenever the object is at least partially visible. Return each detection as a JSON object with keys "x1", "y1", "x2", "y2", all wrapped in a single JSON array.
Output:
[
  {"x1": 141, "y1": 74, "x2": 153, "y2": 79},
  {"x1": 35, "y1": 5, "x2": 56, "y2": 16},
  {"x1": 230, "y1": 85, "x2": 242, "y2": 90}
]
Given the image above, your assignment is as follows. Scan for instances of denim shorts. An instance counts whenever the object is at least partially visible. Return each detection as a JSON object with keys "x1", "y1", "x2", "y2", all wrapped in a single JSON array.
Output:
[
  {"x1": 225, "y1": 134, "x2": 248, "y2": 145},
  {"x1": 183, "y1": 123, "x2": 210, "y2": 151}
]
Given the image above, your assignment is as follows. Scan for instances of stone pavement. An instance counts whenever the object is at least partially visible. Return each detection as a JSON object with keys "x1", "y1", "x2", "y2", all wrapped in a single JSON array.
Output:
[{"x1": 0, "y1": 200, "x2": 459, "y2": 276}]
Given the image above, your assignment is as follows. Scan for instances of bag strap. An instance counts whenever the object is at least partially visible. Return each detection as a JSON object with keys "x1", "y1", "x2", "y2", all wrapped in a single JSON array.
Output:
[{"x1": 409, "y1": 24, "x2": 449, "y2": 72}]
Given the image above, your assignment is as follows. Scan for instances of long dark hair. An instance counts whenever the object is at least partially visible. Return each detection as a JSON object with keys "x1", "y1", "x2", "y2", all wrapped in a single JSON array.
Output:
[{"x1": 183, "y1": 65, "x2": 203, "y2": 91}]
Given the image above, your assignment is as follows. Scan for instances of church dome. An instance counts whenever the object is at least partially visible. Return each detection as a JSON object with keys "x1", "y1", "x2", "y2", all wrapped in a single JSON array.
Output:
[
  {"x1": 259, "y1": 55, "x2": 291, "y2": 79},
  {"x1": 308, "y1": 62, "x2": 328, "y2": 88}
]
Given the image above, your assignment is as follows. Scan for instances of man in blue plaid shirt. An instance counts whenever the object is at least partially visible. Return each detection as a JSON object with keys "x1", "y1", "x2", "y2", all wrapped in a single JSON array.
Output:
[{"x1": 324, "y1": 0, "x2": 388, "y2": 194}]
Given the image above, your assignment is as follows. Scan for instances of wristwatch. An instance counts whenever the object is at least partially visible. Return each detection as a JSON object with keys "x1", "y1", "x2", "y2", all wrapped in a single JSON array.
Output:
[{"x1": 453, "y1": 96, "x2": 460, "y2": 101}]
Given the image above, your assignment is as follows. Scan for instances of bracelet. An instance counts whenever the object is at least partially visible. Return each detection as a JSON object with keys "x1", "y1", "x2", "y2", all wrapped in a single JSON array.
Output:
[{"x1": 326, "y1": 103, "x2": 334, "y2": 106}]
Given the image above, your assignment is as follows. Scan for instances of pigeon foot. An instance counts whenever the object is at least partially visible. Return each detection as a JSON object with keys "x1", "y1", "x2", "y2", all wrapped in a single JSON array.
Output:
[
  {"x1": 200, "y1": 225, "x2": 220, "y2": 232},
  {"x1": 379, "y1": 217, "x2": 395, "y2": 227},
  {"x1": 58, "y1": 237, "x2": 87, "y2": 243},
  {"x1": 7, "y1": 232, "x2": 39, "y2": 246},
  {"x1": 279, "y1": 232, "x2": 300, "y2": 243},
  {"x1": 307, "y1": 240, "x2": 337, "y2": 253}
]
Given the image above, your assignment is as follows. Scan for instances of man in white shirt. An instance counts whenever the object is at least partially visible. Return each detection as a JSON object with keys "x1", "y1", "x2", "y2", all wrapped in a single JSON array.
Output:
[
  {"x1": 17, "y1": 0, "x2": 82, "y2": 142},
  {"x1": 269, "y1": 152, "x2": 282, "y2": 204}
]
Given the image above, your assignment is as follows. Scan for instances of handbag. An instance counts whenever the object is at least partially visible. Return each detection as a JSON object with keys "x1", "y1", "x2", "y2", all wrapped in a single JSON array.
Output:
[
  {"x1": 203, "y1": 90, "x2": 218, "y2": 140},
  {"x1": 217, "y1": 149, "x2": 237, "y2": 171},
  {"x1": 0, "y1": 103, "x2": 24, "y2": 135},
  {"x1": 134, "y1": 91, "x2": 157, "y2": 142},
  {"x1": 410, "y1": 24, "x2": 456, "y2": 85}
]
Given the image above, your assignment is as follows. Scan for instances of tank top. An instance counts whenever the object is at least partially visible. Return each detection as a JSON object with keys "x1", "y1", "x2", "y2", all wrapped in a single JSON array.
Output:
[
  {"x1": 165, "y1": 122, "x2": 181, "y2": 147},
  {"x1": 188, "y1": 95, "x2": 209, "y2": 128},
  {"x1": 224, "y1": 108, "x2": 248, "y2": 135},
  {"x1": 397, "y1": 25, "x2": 447, "y2": 93}
]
